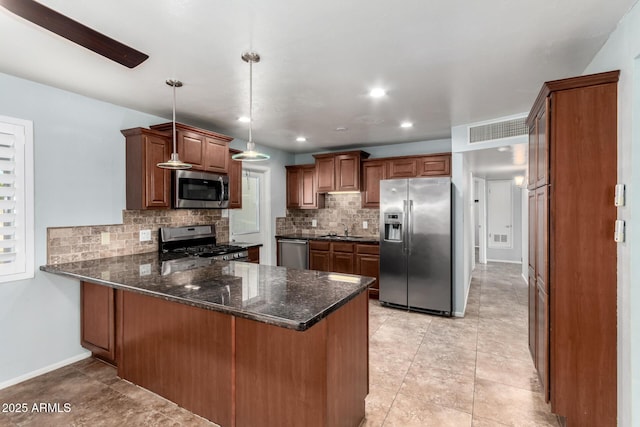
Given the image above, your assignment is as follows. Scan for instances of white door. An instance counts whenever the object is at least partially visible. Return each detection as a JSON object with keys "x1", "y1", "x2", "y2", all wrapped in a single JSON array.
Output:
[
  {"x1": 229, "y1": 166, "x2": 271, "y2": 263},
  {"x1": 487, "y1": 180, "x2": 513, "y2": 249}
]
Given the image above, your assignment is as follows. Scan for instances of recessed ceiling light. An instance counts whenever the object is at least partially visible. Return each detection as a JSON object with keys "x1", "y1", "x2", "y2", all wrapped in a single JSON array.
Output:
[
  {"x1": 335, "y1": 127, "x2": 348, "y2": 132},
  {"x1": 400, "y1": 122, "x2": 413, "y2": 128},
  {"x1": 237, "y1": 116, "x2": 250, "y2": 123},
  {"x1": 296, "y1": 136, "x2": 307, "y2": 142},
  {"x1": 497, "y1": 146, "x2": 510, "y2": 152},
  {"x1": 369, "y1": 88, "x2": 386, "y2": 98}
]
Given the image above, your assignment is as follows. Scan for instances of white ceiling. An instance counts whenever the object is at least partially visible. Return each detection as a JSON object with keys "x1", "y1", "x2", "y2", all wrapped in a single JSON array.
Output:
[{"x1": 0, "y1": 0, "x2": 635, "y2": 155}]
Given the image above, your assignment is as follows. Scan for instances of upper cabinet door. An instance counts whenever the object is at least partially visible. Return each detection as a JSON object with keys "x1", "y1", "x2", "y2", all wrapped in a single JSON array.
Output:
[
  {"x1": 362, "y1": 160, "x2": 386, "y2": 208},
  {"x1": 204, "y1": 137, "x2": 229, "y2": 173},
  {"x1": 416, "y1": 155, "x2": 451, "y2": 176},
  {"x1": 228, "y1": 150, "x2": 242, "y2": 209},
  {"x1": 315, "y1": 156, "x2": 335, "y2": 193},
  {"x1": 335, "y1": 153, "x2": 360, "y2": 191},
  {"x1": 177, "y1": 130, "x2": 206, "y2": 169},
  {"x1": 535, "y1": 100, "x2": 549, "y2": 188},
  {"x1": 528, "y1": 120, "x2": 538, "y2": 189},
  {"x1": 300, "y1": 166, "x2": 317, "y2": 208},
  {"x1": 286, "y1": 166, "x2": 301, "y2": 208},
  {"x1": 386, "y1": 158, "x2": 417, "y2": 178}
]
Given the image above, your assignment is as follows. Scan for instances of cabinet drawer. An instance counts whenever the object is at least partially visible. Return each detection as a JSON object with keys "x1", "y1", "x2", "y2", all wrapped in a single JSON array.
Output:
[
  {"x1": 331, "y1": 242, "x2": 354, "y2": 253},
  {"x1": 309, "y1": 240, "x2": 330, "y2": 251},
  {"x1": 356, "y1": 244, "x2": 379, "y2": 254}
]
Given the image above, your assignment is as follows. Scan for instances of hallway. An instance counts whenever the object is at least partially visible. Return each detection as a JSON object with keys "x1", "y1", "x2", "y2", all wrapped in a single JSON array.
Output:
[{"x1": 365, "y1": 261, "x2": 559, "y2": 426}]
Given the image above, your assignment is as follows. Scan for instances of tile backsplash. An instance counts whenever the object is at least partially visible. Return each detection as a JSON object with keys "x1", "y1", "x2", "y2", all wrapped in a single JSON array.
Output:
[
  {"x1": 276, "y1": 193, "x2": 379, "y2": 237},
  {"x1": 46, "y1": 209, "x2": 228, "y2": 264}
]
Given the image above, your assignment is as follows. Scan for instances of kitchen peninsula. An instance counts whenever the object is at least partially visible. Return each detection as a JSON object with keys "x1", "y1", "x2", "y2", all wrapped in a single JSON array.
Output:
[{"x1": 41, "y1": 253, "x2": 372, "y2": 427}]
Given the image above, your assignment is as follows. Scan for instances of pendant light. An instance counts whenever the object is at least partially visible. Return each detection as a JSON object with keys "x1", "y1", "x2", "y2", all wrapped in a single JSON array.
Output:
[
  {"x1": 157, "y1": 79, "x2": 192, "y2": 170},
  {"x1": 232, "y1": 52, "x2": 270, "y2": 162}
]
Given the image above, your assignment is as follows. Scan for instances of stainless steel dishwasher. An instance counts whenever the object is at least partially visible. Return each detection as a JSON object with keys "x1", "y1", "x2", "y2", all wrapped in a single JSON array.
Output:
[{"x1": 277, "y1": 239, "x2": 309, "y2": 269}]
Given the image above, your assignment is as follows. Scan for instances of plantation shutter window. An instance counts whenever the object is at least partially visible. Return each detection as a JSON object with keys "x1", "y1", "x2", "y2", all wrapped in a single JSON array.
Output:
[{"x1": 0, "y1": 117, "x2": 34, "y2": 282}]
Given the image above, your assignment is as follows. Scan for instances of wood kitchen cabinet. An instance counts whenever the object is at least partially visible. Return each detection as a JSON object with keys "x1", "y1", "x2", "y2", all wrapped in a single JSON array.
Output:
[
  {"x1": 355, "y1": 244, "x2": 380, "y2": 299},
  {"x1": 81, "y1": 281, "x2": 116, "y2": 365},
  {"x1": 309, "y1": 240, "x2": 331, "y2": 271},
  {"x1": 313, "y1": 151, "x2": 370, "y2": 193},
  {"x1": 417, "y1": 154, "x2": 451, "y2": 176},
  {"x1": 361, "y1": 160, "x2": 386, "y2": 209},
  {"x1": 361, "y1": 154, "x2": 451, "y2": 208},
  {"x1": 122, "y1": 127, "x2": 172, "y2": 209},
  {"x1": 228, "y1": 149, "x2": 242, "y2": 209},
  {"x1": 247, "y1": 246, "x2": 260, "y2": 263},
  {"x1": 308, "y1": 240, "x2": 379, "y2": 298},
  {"x1": 286, "y1": 164, "x2": 324, "y2": 209},
  {"x1": 386, "y1": 157, "x2": 417, "y2": 178},
  {"x1": 331, "y1": 242, "x2": 355, "y2": 274},
  {"x1": 526, "y1": 70, "x2": 619, "y2": 426},
  {"x1": 314, "y1": 156, "x2": 335, "y2": 193},
  {"x1": 150, "y1": 123, "x2": 233, "y2": 174}
]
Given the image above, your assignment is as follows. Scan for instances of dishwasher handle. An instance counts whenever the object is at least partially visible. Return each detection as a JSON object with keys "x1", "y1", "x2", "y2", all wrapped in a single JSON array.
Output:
[{"x1": 278, "y1": 239, "x2": 308, "y2": 245}]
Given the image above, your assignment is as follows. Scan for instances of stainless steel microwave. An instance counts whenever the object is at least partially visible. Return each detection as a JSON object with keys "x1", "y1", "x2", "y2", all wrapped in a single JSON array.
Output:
[{"x1": 174, "y1": 170, "x2": 229, "y2": 209}]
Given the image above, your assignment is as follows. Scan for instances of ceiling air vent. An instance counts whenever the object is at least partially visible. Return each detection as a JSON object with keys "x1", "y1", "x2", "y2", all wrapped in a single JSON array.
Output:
[{"x1": 469, "y1": 117, "x2": 528, "y2": 143}]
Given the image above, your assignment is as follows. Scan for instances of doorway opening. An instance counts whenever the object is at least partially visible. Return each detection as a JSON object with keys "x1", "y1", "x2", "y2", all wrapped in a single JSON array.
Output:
[{"x1": 229, "y1": 165, "x2": 272, "y2": 265}]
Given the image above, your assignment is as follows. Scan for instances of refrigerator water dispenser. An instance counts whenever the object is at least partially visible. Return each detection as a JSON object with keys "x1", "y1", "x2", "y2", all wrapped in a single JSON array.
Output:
[{"x1": 383, "y1": 212, "x2": 403, "y2": 241}]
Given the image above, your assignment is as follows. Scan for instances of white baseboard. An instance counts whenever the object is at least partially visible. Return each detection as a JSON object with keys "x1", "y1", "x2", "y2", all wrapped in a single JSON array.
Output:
[
  {"x1": 521, "y1": 273, "x2": 528, "y2": 284},
  {"x1": 0, "y1": 351, "x2": 91, "y2": 390},
  {"x1": 486, "y1": 258, "x2": 522, "y2": 264}
]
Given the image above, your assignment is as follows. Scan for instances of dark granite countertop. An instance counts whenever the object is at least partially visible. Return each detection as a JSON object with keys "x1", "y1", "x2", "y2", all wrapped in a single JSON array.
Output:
[
  {"x1": 40, "y1": 252, "x2": 372, "y2": 331},
  {"x1": 276, "y1": 233, "x2": 379, "y2": 244}
]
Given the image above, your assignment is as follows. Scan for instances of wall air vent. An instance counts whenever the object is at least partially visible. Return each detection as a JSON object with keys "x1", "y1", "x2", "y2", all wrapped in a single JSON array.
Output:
[{"x1": 469, "y1": 117, "x2": 528, "y2": 143}]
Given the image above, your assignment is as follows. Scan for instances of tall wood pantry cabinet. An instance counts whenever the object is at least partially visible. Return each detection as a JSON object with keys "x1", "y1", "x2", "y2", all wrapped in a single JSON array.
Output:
[{"x1": 527, "y1": 70, "x2": 619, "y2": 427}]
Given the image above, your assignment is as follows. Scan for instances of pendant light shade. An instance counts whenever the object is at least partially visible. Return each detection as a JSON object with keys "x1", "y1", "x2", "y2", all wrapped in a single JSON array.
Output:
[
  {"x1": 232, "y1": 52, "x2": 270, "y2": 162},
  {"x1": 157, "y1": 79, "x2": 192, "y2": 170}
]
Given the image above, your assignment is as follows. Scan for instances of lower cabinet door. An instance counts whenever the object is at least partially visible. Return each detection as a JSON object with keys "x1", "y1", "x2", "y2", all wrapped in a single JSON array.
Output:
[
  {"x1": 331, "y1": 252, "x2": 354, "y2": 274},
  {"x1": 81, "y1": 281, "x2": 116, "y2": 365},
  {"x1": 536, "y1": 282, "x2": 549, "y2": 402},
  {"x1": 528, "y1": 267, "x2": 537, "y2": 363},
  {"x1": 309, "y1": 250, "x2": 330, "y2": 271}
]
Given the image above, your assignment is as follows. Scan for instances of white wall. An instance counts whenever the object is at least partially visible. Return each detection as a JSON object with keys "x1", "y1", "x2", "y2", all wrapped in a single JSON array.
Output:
[
  {"x1": 582, "y1": 3, "x2": 640, "y2": 424},
  {"x1": 0, "y1": 72, "x2": 291, "y2": 387},
  {"x1": 485, "y1": 181, "x2": 523, "y2": 263},
  {"x1": 451, "y1": 152, "x2": 474, "y2": 316},
  {"x1": 292, "y1": 138, "x2": 452, "y2": 164}
]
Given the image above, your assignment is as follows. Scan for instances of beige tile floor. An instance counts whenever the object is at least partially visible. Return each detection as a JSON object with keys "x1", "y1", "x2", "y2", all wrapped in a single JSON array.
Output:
[{"x1": 0, "y1": 262, "x2": 559, "y2": 427}]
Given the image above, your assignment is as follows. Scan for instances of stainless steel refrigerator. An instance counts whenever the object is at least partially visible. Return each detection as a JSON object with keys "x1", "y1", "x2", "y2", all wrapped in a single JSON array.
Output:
[{"x1": 379, "y1": 177, "x2": 452, "y2": 315}]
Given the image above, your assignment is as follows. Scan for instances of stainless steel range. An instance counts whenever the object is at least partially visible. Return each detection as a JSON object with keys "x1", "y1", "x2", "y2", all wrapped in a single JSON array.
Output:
[{"x1": 159, "y1": 224, "x2": 248, "y2": 275}]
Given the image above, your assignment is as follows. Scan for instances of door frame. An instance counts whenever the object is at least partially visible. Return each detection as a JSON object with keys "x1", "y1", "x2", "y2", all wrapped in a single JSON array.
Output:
[
  {"x1": 229, "y1": 164, "x2": 273, "y2": 265},
  {"x1": 475, "y1": 177, "x2": 487, "y2": 264}
]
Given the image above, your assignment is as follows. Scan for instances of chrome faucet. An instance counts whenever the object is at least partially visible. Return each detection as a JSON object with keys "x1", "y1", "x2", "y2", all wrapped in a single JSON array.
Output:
[{"x1": 340, "y1": 223, "x2": 349, "y2": 237}]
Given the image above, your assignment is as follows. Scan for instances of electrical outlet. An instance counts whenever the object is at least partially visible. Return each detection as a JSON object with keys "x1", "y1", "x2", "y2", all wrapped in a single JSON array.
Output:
[
  {"x1": 101, "y1": 232, "x2": 110, "y2": 245},
  {"x1": 222, "y1": 209, "x2": 229, "y2": 218},
  {"x1": 139, "y1": 229, "x2": 151, "y2": 242},
  {"x1": 312, "y1": 219, "x2": 317, "y2": 227},
  {"x1": 362, "y1": 221, "x2": 368, "y2": 229},
  {"x1": 139, "y1": 264, "x2": 151, "y2": 276}
]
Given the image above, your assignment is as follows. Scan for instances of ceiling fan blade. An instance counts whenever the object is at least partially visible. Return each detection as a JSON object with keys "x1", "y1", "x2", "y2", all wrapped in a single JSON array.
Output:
[{"x1": 0, "y1": 0, "x2": 148, "y2": 68}]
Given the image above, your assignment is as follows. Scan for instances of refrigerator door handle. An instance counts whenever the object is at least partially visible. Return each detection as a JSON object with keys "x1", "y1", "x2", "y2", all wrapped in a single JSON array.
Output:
[
  {"x1": 408, "y1": 200, "x2": 414, "y2": 255},
  {"x1": 402, "y1": 200, "x2": 408, "y2": 253}
]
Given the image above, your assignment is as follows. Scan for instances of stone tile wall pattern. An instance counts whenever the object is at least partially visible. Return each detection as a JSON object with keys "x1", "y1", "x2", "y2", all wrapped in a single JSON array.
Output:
[
  {"x1": 47, "y1": 209, "x2": 228, "y2": 264},
  {"x1": 276, "y1": 193, "x2": 380, "y2": 237}
]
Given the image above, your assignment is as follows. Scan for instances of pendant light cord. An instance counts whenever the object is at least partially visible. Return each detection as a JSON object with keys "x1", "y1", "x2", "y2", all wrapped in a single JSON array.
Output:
[
  {"x1": 172, "y1": 83, "x2": 177, "y2": 153},
  {"x1": 248, "y1": 58, "x2": 253, "y2": 144}
]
